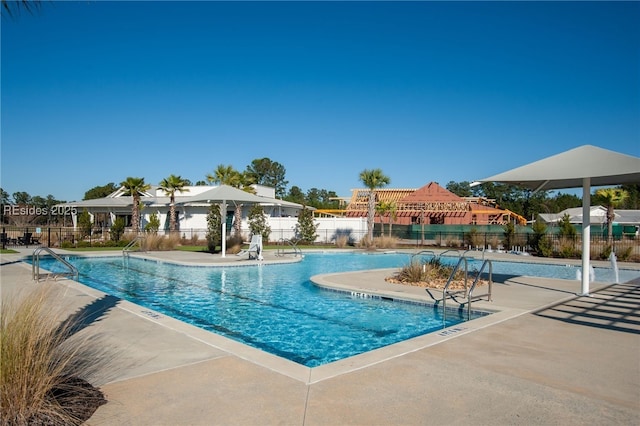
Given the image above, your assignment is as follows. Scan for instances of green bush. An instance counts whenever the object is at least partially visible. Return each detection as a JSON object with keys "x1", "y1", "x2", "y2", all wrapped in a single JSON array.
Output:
[
  {"x1": 110, "y1": 218, "x2": 125, "y2": 242},
  {"x1": 531, "y1": 219, "x2": 552, "y2": 257},
  {"x1": 537, "y1": 235, "x2": 553, "y2": 258},
  {"x1": 295, "y1": 207, "x2": 318, "y2": 244},
  {"x1": 599, "y1": 245, "x2": 613, "y2": 260},
  {"x1": 144, "y1": 213, "x2": 160, "y2": 234},
  {"x1": 248, "y1": 204, "x2": 271, "y2": 242},
  {"x1": 206, "y1": 203, "x2": 222, "y2": 253},
  {"x1": 616, "y1": 246, "x2": 633, "y2": 261},
  {"x1": 77, "y1": 210, "x2": 92, "y2": 238}
]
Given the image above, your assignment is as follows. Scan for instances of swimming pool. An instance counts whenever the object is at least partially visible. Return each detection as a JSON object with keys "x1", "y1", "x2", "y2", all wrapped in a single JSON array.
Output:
[
  {"x1": 33, "y1": 252, "x2": 488, "y2": 366},
  {"x1": 31, "y1": 252, "x2": 637, "y2": 367}
]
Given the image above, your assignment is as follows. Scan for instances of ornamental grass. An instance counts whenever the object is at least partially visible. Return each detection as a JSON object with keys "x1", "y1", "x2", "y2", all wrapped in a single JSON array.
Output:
[{"x1": 1, "y1": 286, "x2": 109, "y2": 425}]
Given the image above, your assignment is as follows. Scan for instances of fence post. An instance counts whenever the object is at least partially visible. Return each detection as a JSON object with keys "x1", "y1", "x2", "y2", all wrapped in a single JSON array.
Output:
[{"x1": 48, "y1": 227, "x2": 51, "y2": 247}]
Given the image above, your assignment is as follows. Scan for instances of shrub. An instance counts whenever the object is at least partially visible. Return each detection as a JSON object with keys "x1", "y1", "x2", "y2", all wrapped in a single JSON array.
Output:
[
  {"x1": 248, "y1": 204, "x2": 271, "y2": 242},
  {"x1": 144, "y1": 213, "x2": 160, "y2": 234},
  {"x1": 226, "y1": 235, "x2": 244, "y2": 255},
  {"x1": 373, "y1": 235, "x2": 398, "y2": 249},
  {"x1": 335, "y1": 235, "x2": 350, "y2": 248},
  {"x1": 557, "y1": 237, "x2": 580, "y2": 258},
  {"x1": 206, "y1": 203, "x2": 222, "y2": 253},
  {"x1": 110, "y1": 218, "x2": 125, "y2": 242},
  {"x1": 140, "y1": 234, "x2": 180, "y2": 251},
  {"x1": 616, "y1": 246, "x2": 633, "y2": 261},
  {"x1": 558, "y1": 214, "x2": 577, "y2": 238},
  {"x1": 1, "y1": 286, "x2": 109, "y2": 425},
  {"x1": 502, "y1": 222, "x2": 515, "y2": 251},
  {"x1": 356, "y1": 236, "x2": 375, "y2": 249},
  {"x1": 77, "y1": 210, "x2": 92, "y2": 238},
  {"x1": 295, "y1": 207, "x2": 318, "y2": 244},
  {"x1": 487, "y1": 236, "x2": 500, "y2": 250},
  {"x1": 530, "y1": 219, "x2": 548, "y2": 256},
  {"x1": 445, "y1": 238, "x2": 462, "y2": 248},
  {"x1": 391, "y1": 257, "x2": 467, "y2": 287},
  {"x1": 537, "y1": 235, "x2": 553, "y2": 258},
  {"x1": 599, "y1": 245, "x2": 613, "y2": 261},
  {"x1": 465, "y1": 228, "x2": 483, "y2": 249}
]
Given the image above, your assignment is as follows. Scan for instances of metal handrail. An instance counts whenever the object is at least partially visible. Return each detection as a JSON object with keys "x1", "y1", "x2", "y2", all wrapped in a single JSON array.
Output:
[
  {"x1": 32, "y1": 247, "x2": 78, "y2": 282},
  {"x1": 437, "y1": 249, "x2": 462, "y2": 259},
  {"x1": 424, "y1": 256, "x2": 493, "y2": 322},
  {"x1": 410, "y1": 250, "x2": 436, "y2": 264},
  {"x1": 276, "y1": 238, "x2": 302, "y2": 257},
  {"x1": 466, "y1": 259, "x2": 493, "y2": 320},
  {"x1": 123, "y1": 236, "x2": 145, "y2": 258}
]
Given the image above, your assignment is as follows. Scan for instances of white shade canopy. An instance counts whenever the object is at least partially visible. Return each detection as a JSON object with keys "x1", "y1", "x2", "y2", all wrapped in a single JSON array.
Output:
[
  {"x1": 473, "y1": 145, "x2": 640, "y2": 296},
  {"x1": 178, "y1": 184, "x2": 273, "y2": 258},
  {"x1": 472, "y1": 145, "x2": 640, "y2": 192},
  {"x1": 182, "y1": 184, "x2": 270, "y2": 205}
]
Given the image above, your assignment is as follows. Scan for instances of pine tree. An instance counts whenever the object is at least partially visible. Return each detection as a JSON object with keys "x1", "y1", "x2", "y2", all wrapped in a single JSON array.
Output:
[
  {"x1": 295, "y1": 207, "x2": 318, "y2": 244},
  {"x1": 206, "y1": 203, "x2": 222, "y2": 253}
]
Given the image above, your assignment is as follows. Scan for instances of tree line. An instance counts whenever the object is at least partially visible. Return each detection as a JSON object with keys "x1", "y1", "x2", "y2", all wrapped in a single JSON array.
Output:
[{"x1": 2, "y1": 156, "x2": 639, "y2": 227}]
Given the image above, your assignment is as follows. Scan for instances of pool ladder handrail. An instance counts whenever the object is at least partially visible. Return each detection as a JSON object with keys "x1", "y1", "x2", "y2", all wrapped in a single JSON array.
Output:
[
  {"x1": 437, "y1": 249, "x2": 462, "y2": 259},
  {"x1": 32, "y1": 247, "x2": 79, "y2": 282},
  {"x1": 410, "y1": 250, "x2": 436, "y2": 263},
  {"x1": 276, "y1": 238, "x2": 302, "y2": 257},
  {"x1": 123, "y1": 236, "x2": 145, "y2": 258},
  {"x1": 425, "y1": 256, "x2": 493, "y2": 321}
]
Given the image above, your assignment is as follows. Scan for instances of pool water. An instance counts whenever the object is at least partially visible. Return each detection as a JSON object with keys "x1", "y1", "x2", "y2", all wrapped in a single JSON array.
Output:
[
  {"x1": 33, "y1": 252, "x2": 488, "y2": 366},
  {"x1": 31, "y1": 252, "x2": 637, "y2": 367}
]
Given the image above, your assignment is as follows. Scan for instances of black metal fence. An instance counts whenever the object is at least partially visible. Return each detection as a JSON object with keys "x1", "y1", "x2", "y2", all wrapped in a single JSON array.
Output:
[{"x1": 2, "y1": 225, "x2": 639, "y2": 261}]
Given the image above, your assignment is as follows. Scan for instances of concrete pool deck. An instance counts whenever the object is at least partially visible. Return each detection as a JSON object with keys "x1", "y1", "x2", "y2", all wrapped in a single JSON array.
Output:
[{"x1": 1, "y1": 248, "x2": 639, "y2": 425}]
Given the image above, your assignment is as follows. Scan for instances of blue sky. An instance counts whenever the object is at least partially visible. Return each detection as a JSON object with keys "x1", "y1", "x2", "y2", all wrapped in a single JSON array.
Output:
[{"x1": 2, "y1": 1, "x2": 639, "y2": 202}]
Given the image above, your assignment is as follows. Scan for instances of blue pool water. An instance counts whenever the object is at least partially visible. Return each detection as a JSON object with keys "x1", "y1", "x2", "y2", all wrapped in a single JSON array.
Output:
[{"x1": 30, "y1": 252, "x2": 638, "y2": 367}]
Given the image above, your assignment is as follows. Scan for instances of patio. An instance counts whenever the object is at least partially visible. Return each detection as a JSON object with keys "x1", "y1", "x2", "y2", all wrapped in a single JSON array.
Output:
[{"x1": 1, "y1": 248, "x2": 638, "y2": 425}]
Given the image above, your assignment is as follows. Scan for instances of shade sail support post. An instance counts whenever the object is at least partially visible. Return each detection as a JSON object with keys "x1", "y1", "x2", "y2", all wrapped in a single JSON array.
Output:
[
  {"x1": 221, "y1": 200, "x2": 227, "y2": 258},
  {"x1": 579, "y1": 178, "x2": 591, "y2": 296}
]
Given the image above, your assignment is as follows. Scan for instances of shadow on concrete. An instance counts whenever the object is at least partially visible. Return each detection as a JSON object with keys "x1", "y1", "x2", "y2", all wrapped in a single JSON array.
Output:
[
  {"x1": 534, "y1": 282, "x2": 640, "y2": 335},
  {"x1": 57, "y1": 294, "x2": 121, "y2": 337}
]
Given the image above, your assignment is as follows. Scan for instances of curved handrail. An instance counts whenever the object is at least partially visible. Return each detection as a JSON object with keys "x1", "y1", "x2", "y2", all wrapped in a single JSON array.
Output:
[
  {"x1": 32, "y1": 247, "x2": 78, "y2": 282},
  {"x1": 276, "y1": 238, "x2": 302, "y2": 257},
  {"x1": 423, "y1": 254, "x2": 493, "y2": 324},
  {"x1": 467, "y1": 259, "x2": 493, "y2": 320},
  {"x1": 410, "y1": 250, "x2": 436, "y2": 264},
  {"x1": 123, "y1": 236, "x2": 145, "y2": 258},
  {"x1": 437, "y1": 249, "x2": 462, "y2": 259}
]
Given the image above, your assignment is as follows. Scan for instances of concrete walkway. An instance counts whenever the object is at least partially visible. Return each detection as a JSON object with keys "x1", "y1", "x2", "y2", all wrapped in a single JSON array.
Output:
[{"x1": 1, "y1": 248, "x2": 639, "y2": 425}]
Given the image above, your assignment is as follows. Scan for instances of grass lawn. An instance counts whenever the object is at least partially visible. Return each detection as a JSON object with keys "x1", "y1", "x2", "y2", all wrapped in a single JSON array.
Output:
[
  {"x1": 59, "y1": 247, "x2": 126, "y2": 251},
  {"x1": 177, "y1": 244, "x2": 342, "y2": 253},
  {"x1": 176, "y1": 245, "x2": 210, "y2": 252}
]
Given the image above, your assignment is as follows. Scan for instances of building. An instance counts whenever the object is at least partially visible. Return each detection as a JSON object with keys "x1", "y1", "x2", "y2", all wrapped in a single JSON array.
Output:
[
  {"x1": 56, "y1": 185, "x2": 307, "y2": 238},
  {"x1": 341, "y1": 182, "x2": 527, "y2": 226},
  {"x1": 539, "y1": 206, "x2": 640, "y2": 236}
]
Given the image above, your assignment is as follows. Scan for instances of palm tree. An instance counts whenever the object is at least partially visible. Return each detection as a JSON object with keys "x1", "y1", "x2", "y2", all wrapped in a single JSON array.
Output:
[
  {"x1": 386, "y1": 201, "x2": 397, "y2": 237},
  {"x1": 376, "y1": 201, "x2": 398, "y2": 237},
  {"x1": 159, "y1": 174, "x2": 190, "y2": 232},
  {"x1": 375, "y1": 203, "x2": 387, "y2": 236},
  {"x1": 120, "y1": 177, "x2": 150, "y2": 234},
  {"x1": 206, "y1": 165, "x2": 256, "y2": 237},
  {"x1": 595, "y1": 187, "x2": 629, "y2": 245},
  {"x1": 359, "y1": 169, "x2": 391, "y2": 241},
  {"x1": 206, "y1": 164, "x2": 241, "y2": 187}
]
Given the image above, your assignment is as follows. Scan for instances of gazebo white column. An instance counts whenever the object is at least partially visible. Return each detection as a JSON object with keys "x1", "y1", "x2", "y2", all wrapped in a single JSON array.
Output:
[{"x1": 580, "y1": 178, "x2": 591, "y2": 296}]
